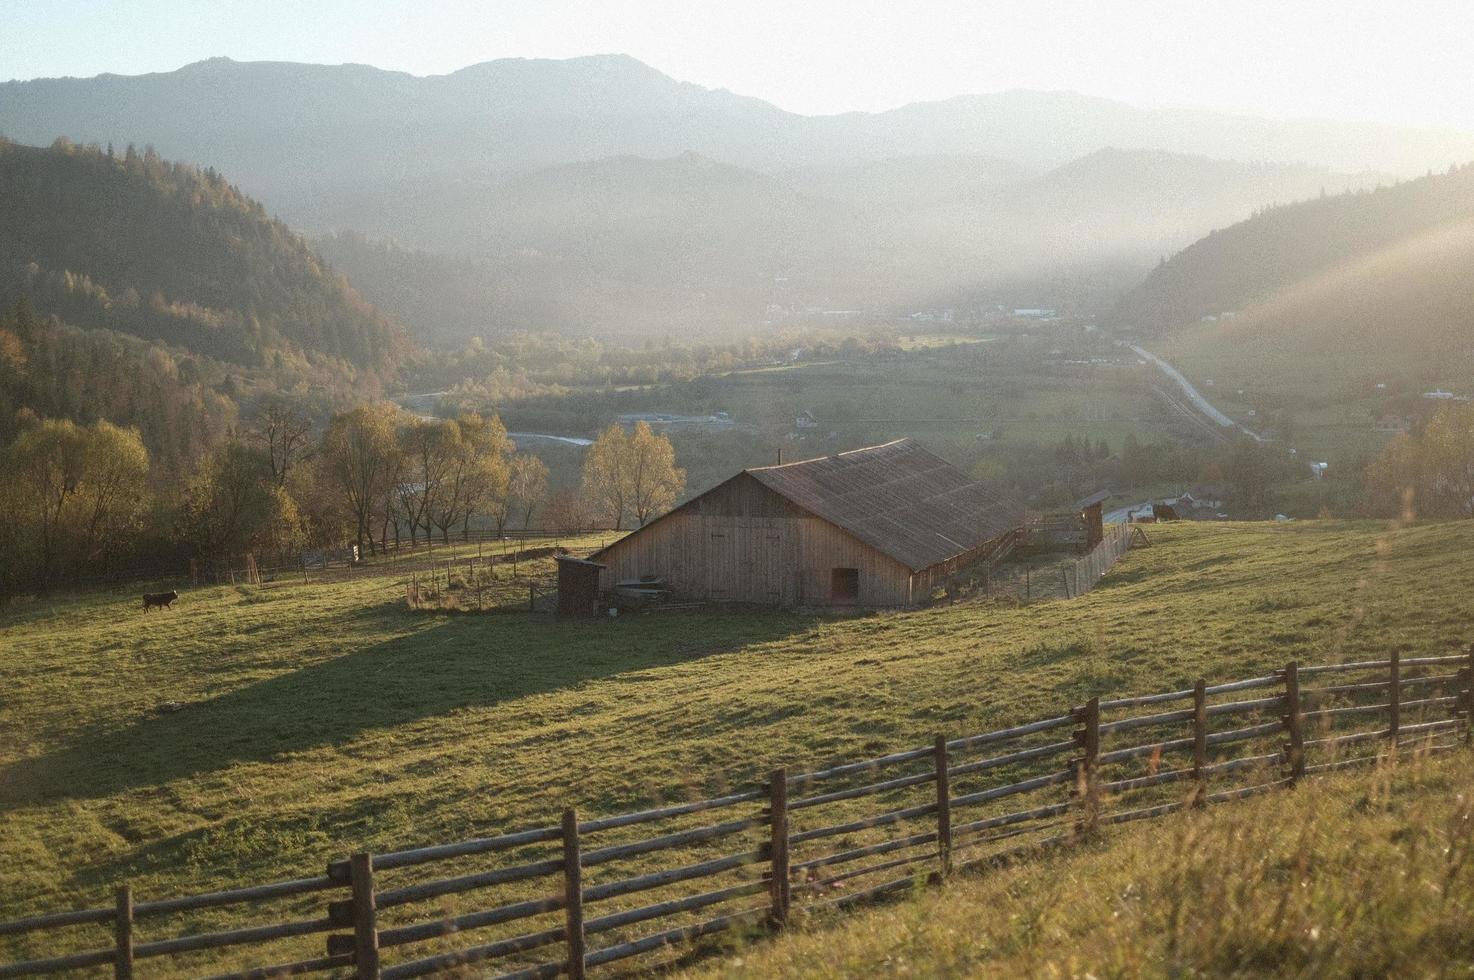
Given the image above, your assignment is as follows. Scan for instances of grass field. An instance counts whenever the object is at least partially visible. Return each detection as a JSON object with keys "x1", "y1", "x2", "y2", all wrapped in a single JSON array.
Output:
[
  {"x1": 2, "y1": 519, "x2": 1472, "y2": 972},
  {"x1": 678, "y1": 749, "x2": 1474, "y2": 979}
]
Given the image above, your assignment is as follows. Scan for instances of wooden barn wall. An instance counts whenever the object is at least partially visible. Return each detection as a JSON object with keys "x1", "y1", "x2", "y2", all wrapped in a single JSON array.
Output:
[{"x1": 596, "y1": 475, "x2": 913, "y2": 606}]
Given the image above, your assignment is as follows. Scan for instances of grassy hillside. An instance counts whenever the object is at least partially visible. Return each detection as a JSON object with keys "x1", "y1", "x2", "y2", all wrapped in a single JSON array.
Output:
[
  {"x1": 3, "y1": 519, "x2": 1471, "y2": 968},
  {"x1": 679, "y1": 750, "x2": 1474, "y2": 979}
]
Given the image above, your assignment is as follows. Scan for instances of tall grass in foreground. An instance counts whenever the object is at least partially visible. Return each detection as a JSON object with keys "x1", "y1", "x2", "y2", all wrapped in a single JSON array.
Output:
[{"x1": 684, "y1": 748, "x2": 1474, "y2": 978}]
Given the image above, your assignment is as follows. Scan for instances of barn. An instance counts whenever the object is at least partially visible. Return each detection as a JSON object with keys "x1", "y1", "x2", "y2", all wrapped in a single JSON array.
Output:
[{"x1": 590, "y1": 439, "x2": 1025, "y2": 607}]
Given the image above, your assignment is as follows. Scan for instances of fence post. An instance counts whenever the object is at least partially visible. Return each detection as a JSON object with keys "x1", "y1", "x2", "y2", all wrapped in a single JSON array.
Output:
[
  {"x1": 933, "y1": 735, "x2": 951, "y2": 877},
  {"x1": 1388, "y1": 648, "x2": 1401, "y2": 746},
  {"x1": 113, "y1": 885, "x2": 133, "y2": 980},
  {"x1": 1074, "y1": 697, "x2": 1100, "y2": 836},
  {"x1": 1191, "y1": 679, "x2": 1207, "y2": 806},
  {"x1": 767, "y1": 767, "x2": 791, "y2": 927},
  {"x1": 1282, "y1": 663, "x2": 1306, "y2": 784},
  {"x1": 348, "y1": 853, "x2": 380, "y2": 980},
  {"x1": 1463, "y1": 645, "x2": 1474, "y2": 747},
  {"x1": 562, "y1": 808, "x2": 586, "y2": 980}
]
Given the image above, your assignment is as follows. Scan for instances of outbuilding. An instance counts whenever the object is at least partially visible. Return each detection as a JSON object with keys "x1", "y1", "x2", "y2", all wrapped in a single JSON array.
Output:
[{"x1": 589, "y1": 439, "x2": 1024, "y2": 607}]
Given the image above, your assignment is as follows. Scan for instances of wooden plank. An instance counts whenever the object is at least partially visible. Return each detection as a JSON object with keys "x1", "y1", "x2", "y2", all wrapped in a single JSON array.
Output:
[
  {"x1": 581, "y1": 906, "x2": 768, "y2": 970},
  {"x1": 951, "y1": 800, "x2": 1074, "y2": 838},
  {"x1": 583, "y1": 880, "x2": 767, "y2": 937},
  {"x1": 582, "y1": 849, "x2": 766, "y2": 904},
  {"x1": 577, "y1": 790, "x2": 765, "y2": 833},
  {"x1": 790, "y1": 746, "x2": 933, "y2": 785},
  {"x1": 339, "y1": 826, "x2": 561, "y2": 877},
  {"x1": 934, "y1": 735, "x2": 951, "y2": 876},
  {"x1": 789, "y1": 830, "x2": 938, "y2": 875},
  {"x1": 1204, "y1": 696, "x2": 1284, "y2": 718},
  {"x1": 949, "y1": 769, "x2": 1075, "y2": 809},
  {"x1": 134, "y1": 918, "x2": 334, "y2": 958},
  {"x1": 1389, "y1": 649, "x2": 1401, "y2": 741},
  {"x1": 378, "y1": 926, "x2": 567, "y2": 980},
  {"x1": 0, "y1": 907, "x2": 113, "y2": 937},
  {"x1": 376, "y1": 858, "x2": 563, "y2": 909},
  {"x1": 0, "y1": 948, "x2": 117, "y2": 978},
  {"x1": 135, "y1": 876, "x2": 337, "y2": 917},
  {"x1": 580, "y1": 815, "x2": 763, "y2": 867},
  {"x1": 561, "y1": 809, "x2": 585, "y2": 980},
  {"x1": 349, "y1": 853, "x2": 379, "y2": 980},
  {"x1": 1203, "y1": 675, "x2": 1280, "y2": 695},
  {"x1": 788, "y1": 801, "x2": 938, "y2": 846},
  {"x1": 113, "y1": 887, "x2": 132, "y2": 980},
  {"x1": 1283, "y1": 663, "x2": 1306, "y2": 782},
  {"x1": 1191, "y1": 679, "x2": 1207, "y2": 804},
  {"x1": 378, "y1": 897, "x2": 563, "y2": 949},
  {"x1": 1097, "y1": 706, "x2": 1195, "y2": 735},
  {"x1": 1075, "y1": 697, "x2": 1100, "y2": 836},
  {"x1": 788, "y1": 769, "x2": 935, "y2": 812},
  {"x1": 768, "y1": 767, "x2": 790, "y2": 927},
  {"x1": 945, "y1": 715, "x2": 1075, "y2": 753},
  {"x1": 947, "y1": 738, "x2": 1075, "y2": 778},
  {"x1": 201, "y1": 953, "x2": 355, "y2": 980},
  {"x1": 1095, "y1": 687, "x2": 1194, "y2": 711}
]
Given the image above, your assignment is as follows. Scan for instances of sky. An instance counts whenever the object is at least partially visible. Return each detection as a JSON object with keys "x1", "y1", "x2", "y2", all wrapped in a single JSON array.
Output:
[{"x1": 4, "y1": 0, "x2": 1474, "y2": 129}]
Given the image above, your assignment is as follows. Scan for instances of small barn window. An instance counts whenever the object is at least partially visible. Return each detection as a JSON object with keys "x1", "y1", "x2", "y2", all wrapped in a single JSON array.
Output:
[{"x1": 831, "y1": 567, "x2": 859, "y2": 602}]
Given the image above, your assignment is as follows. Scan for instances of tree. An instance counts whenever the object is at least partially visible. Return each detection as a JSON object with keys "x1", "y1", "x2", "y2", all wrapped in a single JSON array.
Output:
[
  {"x1": 581, "y1": 425, "x2": 631, "y2": 529},
  {"x1": 176, "y1": 441, "x2": 298, "y2": 564},
  {"x1": 2, "y1": 419, "x2": 149, "y2": 586},
  {"x1": 579, "y1": 422, "x2": 685, "y2": 529},
  {"x1": 320, "y1": 403, "x2": 401, "y2": 554},
  {"x1": 1366, "y1": 403, "x2": 1474, "y2": 520},
  {"x1": 627, "y1": 422, "x2": 685, "y2": 526},
  {"x1": 257, "y1": 401, "x2": 313, "y2": 490},
  {"x1": 509, "y1": 454, "x2": 550, "y2": 530},
  {"x1": 427, "y1": 413, "x2": 511, "y2": 543}
]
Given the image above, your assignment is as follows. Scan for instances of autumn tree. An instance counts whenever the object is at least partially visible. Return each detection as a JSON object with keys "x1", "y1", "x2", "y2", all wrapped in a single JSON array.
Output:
[
  {"x1": 427, "y1": 413, "x2": 511, "y2": 543},
  {"x1": 1366, "y1": 403, "x2": 1474, "y2": 519},
  {"x1": 580, "y1": 422, "x2": 685, "y2": 529},
  {"x1": 256, "y1": 400, "x2": 314, "y2": 490},
  {"x1": 2, "y1": 419, "x2": 149, "y2": 586},
  {"x1": 320, "y1": 403, "x2": 401, "y2": 554},
  {"x1": 627, "y1": 422, "x2": 686, "y2": 526},
  {"x1": 508, "y1": 453, "x2": 551, "y2": 530},
  {"x1": 176, "y1": 440, "x2": 301, "y2": 565}
]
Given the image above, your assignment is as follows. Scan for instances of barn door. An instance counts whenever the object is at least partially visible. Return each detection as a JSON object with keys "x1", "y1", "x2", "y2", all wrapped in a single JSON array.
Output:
[{"x1": 707, "y1": 530, "x2": 734, "y2": 601}]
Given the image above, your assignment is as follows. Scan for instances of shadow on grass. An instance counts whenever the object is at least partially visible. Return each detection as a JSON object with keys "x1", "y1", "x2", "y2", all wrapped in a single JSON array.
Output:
[{"x1": 1, "y1": 609, "x2": 813, "y2": 806}]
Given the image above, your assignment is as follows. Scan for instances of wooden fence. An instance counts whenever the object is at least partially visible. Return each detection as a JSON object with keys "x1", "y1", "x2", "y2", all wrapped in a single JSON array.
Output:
[
  {"x1": 987, "y1": 521, "x2": 1133, "y2": 602},
  {"x1": 2, "y1": 649, "x2": 1470, "y2": 980}
]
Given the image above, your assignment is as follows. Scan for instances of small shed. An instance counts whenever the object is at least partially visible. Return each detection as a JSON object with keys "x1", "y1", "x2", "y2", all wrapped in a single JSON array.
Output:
[
  {"x1": 1075, "y1": 490, "x2": 1110, "y2": 549},
  {"x1": 556, "y1": 555, "x2": 606, "y2": 618}
]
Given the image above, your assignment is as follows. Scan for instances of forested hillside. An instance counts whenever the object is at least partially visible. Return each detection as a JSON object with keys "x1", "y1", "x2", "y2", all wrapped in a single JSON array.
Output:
[
  {"x1": 0, "y1": 139, "x2": 410, "y2": 467},
  {"x1": 1114, "y1": 162, "x2": 1474, "y2": 332}
]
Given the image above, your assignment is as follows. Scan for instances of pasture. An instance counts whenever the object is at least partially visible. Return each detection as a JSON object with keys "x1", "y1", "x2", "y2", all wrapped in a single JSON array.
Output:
[{"x1": 2, "y1": 520, "x2": 1472, "y2": 972}]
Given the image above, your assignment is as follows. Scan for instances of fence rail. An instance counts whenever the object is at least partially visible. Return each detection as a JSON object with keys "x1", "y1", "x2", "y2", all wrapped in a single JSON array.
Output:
[{"x1": 2, "y1": 647, "x2": 1470, "y2": 979}]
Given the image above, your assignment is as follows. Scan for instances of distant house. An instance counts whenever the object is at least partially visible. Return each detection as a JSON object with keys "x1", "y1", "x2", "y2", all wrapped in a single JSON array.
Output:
[
  {"x1": 589, "y1": 440, "x2": 1025, "y2": 607},
  {"x1": 1424, "y1": 390, "x2": 1471, "y2": 402},
  {"x1": 1012, "y1": 308, "x2": 1057, "y2": 318},
  {"x1": 1180, "y1": 486, "x2": 1226, "y2": 511},
  {"x1": 794, "y1": 410, "x2": 820, "y2": 430}
]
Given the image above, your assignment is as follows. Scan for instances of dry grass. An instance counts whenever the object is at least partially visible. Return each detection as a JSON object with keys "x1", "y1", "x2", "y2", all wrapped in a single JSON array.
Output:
[{"x1": 681, "y1": 748, "x2": 1474, "y2": 978}]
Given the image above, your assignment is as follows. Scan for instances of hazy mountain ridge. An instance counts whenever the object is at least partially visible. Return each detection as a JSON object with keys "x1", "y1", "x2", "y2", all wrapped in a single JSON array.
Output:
[{"x1": 319, "y1": 148, "x2": 1386, "y2": 340}]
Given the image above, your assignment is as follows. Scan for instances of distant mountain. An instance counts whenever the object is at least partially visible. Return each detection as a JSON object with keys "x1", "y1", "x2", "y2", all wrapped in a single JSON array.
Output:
[
  {"x1": 319, "y1": 149, "x2": 1386, "y2": 340},
  {"x1": 318, "y1": 153, "x2": 879, "y2": 336},
  {"x1": 2, "y1": 54, "x2": 1470, "y2": 224}
]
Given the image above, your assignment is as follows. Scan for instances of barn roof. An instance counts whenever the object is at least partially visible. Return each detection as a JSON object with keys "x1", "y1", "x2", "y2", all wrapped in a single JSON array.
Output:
[{"x1": 746, "y1": 439, "x2": 1024, "y2": 571}]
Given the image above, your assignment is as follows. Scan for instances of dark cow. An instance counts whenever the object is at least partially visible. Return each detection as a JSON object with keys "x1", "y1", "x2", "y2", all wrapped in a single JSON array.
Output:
[{"x1": 142, "y1": 590, "x2": 179, "y2": 612}]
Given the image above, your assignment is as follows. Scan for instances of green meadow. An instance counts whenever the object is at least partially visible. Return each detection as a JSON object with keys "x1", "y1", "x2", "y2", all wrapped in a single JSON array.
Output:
[{"x1": 2, "y1": 519, "x2": 1471, "y2": 972}]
